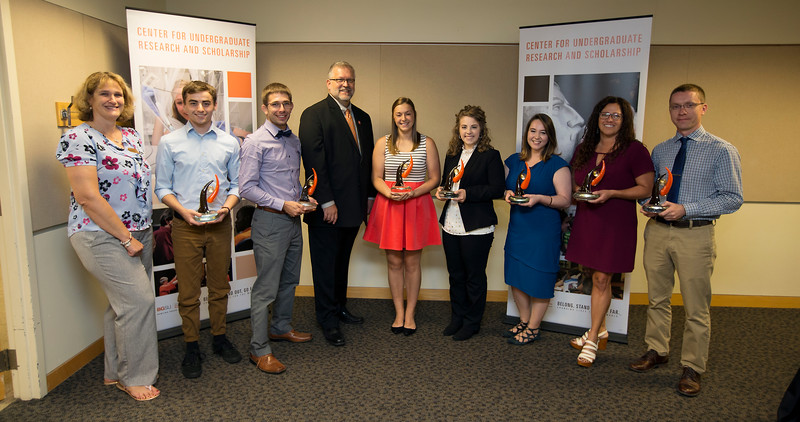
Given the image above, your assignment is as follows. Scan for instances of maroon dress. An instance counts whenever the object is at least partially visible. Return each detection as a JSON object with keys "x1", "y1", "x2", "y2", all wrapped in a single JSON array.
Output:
[{"x1": 565, "y1": 141, "x2": 652, "y2": 273}]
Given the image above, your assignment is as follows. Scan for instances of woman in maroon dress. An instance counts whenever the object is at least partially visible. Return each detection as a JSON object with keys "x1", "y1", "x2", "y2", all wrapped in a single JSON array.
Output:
[{"x1": 565, "y1": 97, "x2": 653, "y2": 367}]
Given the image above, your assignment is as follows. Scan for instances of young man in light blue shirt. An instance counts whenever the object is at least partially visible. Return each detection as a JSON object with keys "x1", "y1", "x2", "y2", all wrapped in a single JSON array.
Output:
[{"x1": 155, "y1": 81, "x2": 241, "y2": 379}]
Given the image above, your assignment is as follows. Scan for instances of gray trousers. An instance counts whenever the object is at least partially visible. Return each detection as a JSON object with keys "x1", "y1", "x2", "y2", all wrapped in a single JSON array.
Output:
[
  {"x1": 70, "y1": 228, "x2": 158, "y2": 386},
  {"x1": 249, "y1": 209, "x2": 302, "y2": 356}
]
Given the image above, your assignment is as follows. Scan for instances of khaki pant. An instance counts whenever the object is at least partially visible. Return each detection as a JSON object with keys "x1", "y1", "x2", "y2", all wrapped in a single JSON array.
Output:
[
  {"x1": 643, "y1": 218, "x2": 716, "y2": 373},
  {"x1": 172, "y1": 216, "x2": 232, "y2": 342}
]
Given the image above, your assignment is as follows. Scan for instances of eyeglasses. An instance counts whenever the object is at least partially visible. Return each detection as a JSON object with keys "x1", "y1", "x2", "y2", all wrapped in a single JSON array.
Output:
[
  {"x1": 600, "y1": 112, "x2": 622, "y2": 121},
  {"x1": 268, "y1": 101, "x2": 293, "y2": 109},
  {"x1": 329, "y1": 78, "x2": 355, "y2": 84},
  {"x1": 669, "y1": 102, "x2": 704, "y2": 111}
]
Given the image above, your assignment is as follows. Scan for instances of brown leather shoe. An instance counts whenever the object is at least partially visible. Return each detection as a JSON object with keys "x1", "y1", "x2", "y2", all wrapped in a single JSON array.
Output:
[
  {"x1": 269, "y1": 329, "x2": 312, "y2": 343},
  {"x1": 629, "y1": 349, "x2": 669, "y2": 372},
  {"x1": 249, "y1": 353, "x2": 286, "y2": 374},
  {"x1": 677, "y1": 366, "x2": 701, "y2": 397}
]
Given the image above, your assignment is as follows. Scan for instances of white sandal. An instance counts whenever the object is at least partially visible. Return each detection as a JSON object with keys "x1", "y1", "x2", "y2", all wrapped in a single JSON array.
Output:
[
  {"x1": 577, "y1": 339, "x2": 599, "y2": 368},
  {"x1": 570, "y1": 330, "x2": 608, "y2": 350}
]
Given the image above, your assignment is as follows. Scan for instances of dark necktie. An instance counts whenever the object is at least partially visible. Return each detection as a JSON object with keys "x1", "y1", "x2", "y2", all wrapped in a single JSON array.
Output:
[
  {"x1": 666, "y1": 137, "x2": 688, "y2": 203},
  {"x1": 276, "y1": 129, "x2": 292, "y2": 139}
]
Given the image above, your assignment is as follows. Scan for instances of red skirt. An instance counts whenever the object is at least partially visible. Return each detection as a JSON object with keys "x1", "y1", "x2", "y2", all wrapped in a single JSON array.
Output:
[{"x1": 364, "y1": 181, "x2": 442, "y2": 251}]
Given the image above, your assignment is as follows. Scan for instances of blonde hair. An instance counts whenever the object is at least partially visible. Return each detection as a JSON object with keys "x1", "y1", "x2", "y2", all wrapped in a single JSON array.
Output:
[{"x1": 74, "y1": 71, "x2": 135, "y2": 122}]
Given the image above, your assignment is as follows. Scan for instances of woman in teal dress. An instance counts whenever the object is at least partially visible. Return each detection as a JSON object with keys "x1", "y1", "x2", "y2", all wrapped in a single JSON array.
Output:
[{"x1": 503, "y1": 114, "x2": 572, "y2": 345}]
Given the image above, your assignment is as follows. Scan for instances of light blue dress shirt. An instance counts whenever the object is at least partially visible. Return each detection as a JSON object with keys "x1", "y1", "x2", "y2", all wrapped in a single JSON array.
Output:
[{"x1": 155, "y1": 123, "x2": 240, "y2": 211}]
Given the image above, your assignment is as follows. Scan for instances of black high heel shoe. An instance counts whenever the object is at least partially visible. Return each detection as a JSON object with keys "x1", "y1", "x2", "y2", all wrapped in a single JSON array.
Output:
[
  {"x1": 391, "y1": 325, "x2": 404, "y2": 334},
  {"x1": 403, "y1": 327, "x2": 417, "y2": 336}
]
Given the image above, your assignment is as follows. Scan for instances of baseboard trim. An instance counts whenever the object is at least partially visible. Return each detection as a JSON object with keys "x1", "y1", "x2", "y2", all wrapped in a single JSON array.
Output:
[
  {"x1": 46, "y1": 337, "x2": 104, "y2": 392},
  {"x1": 295, "y1": 286, "x2": 509, "y2": 302}
]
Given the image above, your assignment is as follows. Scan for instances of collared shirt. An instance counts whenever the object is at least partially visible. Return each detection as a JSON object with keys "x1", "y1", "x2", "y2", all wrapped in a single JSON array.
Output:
[
  {"x1": 155, "y1": 122, "x2": 240, "y2": 211},
  {"x1": 239, "y1": 120, "x2": 302, "y2": 211},
  {"x1": 650, "y1": 125, "x2": 743, "y2": 219}
]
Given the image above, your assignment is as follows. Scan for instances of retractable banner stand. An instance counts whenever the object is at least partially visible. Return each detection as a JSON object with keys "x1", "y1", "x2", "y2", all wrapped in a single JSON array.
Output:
[
  {"x1": 126, "y1": 9, "x2": 258, "y2": 332},
  {"x1": 508, "y1": 16, "x2": 653, "y2": 342}
]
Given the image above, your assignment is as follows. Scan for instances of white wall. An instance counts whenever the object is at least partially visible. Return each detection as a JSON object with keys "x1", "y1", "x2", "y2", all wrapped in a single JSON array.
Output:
[{"x1": 33, "y1": 227, "x2": 107, "y2": 372}]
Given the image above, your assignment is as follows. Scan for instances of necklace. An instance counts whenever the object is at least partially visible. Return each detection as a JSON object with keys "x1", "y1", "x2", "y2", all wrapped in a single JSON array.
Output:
[{"x1": 90, "y1": 123, "x2": 122, "y2": 147}]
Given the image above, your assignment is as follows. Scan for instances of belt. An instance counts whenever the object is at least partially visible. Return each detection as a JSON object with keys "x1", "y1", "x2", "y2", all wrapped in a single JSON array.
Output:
[
  {"x1": 654, "y1": 217, "x2": 713, "y2": 228},
  {"x1": 257, "y1": 205, "x2": 285, "y2": 215}
]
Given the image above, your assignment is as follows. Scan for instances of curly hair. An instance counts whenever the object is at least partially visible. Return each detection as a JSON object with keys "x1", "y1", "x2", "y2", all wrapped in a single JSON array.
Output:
[
  {"x1": 446, "y1": 105, "x2": 494, "y2": 156},
  {"x1": 571, "y1": 96, "x2": 637, "y2": 171},
  {"x1": 74, "y1": 71, "x2": 135, "y2": 122},
  {"x1": 519, "y1": 113, "x2": 559, "y2": 162},
  {"x1": 387, "y1": 97, "x2": 421, "y2": 155}
]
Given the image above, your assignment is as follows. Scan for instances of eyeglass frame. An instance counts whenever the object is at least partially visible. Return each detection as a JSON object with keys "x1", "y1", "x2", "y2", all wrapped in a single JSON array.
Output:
[
  {"x1": 267, "y1": 101, "x2": 294, "y2": 109},
  {"x1": 599, "y1": 112, "x2": 622, "y2": 121},
  {"x1": 669, "y1": 102, "x2": 705, "y2": 112},
  {"x1": 328, "y1": 78, "x2": 355, "y2": 85}
]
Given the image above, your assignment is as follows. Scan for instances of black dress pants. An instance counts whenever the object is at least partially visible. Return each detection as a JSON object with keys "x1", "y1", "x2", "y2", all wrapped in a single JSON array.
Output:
[
  {"x1": 307, "y1": 225, "x2": 360, "y2": 329},
  {"x1": 441, "y1": 231, "x2": 494, "y2": 332}
]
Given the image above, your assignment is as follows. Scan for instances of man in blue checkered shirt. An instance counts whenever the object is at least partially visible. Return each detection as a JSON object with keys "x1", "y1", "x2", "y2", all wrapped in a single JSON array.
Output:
[{"x1": 629, "y1": 84, "x2": 743, "y2": 397}]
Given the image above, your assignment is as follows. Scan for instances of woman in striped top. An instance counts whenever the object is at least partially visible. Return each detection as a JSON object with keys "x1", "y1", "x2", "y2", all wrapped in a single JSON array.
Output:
[{"x1": 364, "y1": 97, "x2": 441, "y2": 335}]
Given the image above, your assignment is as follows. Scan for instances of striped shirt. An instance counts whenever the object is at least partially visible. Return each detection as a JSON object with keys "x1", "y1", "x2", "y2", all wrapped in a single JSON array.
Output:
[
  {"x1": 650, "y1": 126, "x2": 743, "y2": 219},
  {"x1": 383, "y1": 135, "x2": 428, "y2": 183}
]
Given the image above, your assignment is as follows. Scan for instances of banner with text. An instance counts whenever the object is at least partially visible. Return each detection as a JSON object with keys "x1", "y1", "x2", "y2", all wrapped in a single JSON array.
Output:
[
  {"x1": 127, "y1": 9, "x2": 258, "y2": 332},
  {"x1": 508, "y1": 16, "x2": 653, "y2": 341}
]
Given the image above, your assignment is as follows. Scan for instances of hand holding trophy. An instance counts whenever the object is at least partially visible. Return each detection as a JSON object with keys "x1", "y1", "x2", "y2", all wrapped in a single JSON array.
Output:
[
  {"x1": 298, "y1": 168, "x2": 318, "y2": 211},
  {"x1": 573, "y1": 160, "x2": 606, "y2": 201},
  {"x1": 642, "y1": 167, "x2": 673, "y2": 213},
  {"x1": 508, "y1": 165, "x2": 532, "y2": 204},
  {"x1": 194, "y1": 174, "x2": 221, "y2": 222},
  {"x1": 391, "y1": 156, "x2": 414, "y2": 194},
  {"x1": 440, "y1": 159, "x2": 465, "y2": 199}
]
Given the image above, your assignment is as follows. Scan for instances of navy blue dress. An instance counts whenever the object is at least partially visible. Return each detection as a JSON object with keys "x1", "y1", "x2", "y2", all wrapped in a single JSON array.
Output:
[{"x1": 504, "y1": 153, "x2": 568, "y2": 299}]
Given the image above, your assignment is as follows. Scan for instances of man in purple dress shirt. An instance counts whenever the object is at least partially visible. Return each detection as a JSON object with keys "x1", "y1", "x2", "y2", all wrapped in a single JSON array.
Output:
[{"x1": 239, "y1": 83, "x2": 315, "y2": 374}]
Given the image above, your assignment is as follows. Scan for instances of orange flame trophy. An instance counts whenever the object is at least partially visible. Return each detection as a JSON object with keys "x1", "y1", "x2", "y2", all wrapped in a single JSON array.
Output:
[
  {"x1": 195, "y1": 174, "x2": 221, "y2": 222},
  {"x1": 391, "y1": 156, "x2": 414, "y2": 193},
  {"x1": 573, "y1": 160, "x2": 606, "y2": 201},
  {"x1": 509, "y1": 165, "x2": 532, "y2": 204},
  {"x1": 298, "y1": 168, "x2": 318, "y2": 211},
  {"x1": 642, "y1": 167, "x2": 673, "y2": 213},
  {"x1": 440, "y1": 159, "x2": 465, "y2": 199}
]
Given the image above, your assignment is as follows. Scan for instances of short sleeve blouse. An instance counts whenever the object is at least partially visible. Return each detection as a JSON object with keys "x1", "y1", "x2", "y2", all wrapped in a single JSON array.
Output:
[{"x1": 55, "y1": 123, "x2": 152, "y2": 236}]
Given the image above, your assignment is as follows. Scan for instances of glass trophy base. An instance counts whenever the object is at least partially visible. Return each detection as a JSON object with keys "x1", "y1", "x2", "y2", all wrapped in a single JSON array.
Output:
[
  {"x1": 440, "y1": 190, "x2": 459, "y2": 199},
  {"x1": 573, "y1": 191, "x2": 599, "y2": 201},
  {"x1": 391, "y1": 186, "x2": 412, "y2": 193},
  {"x1": 642, "y1": 204, "x2": 668, "y2": 213},
  {"x1": 194, "y1": 212, "x2": 219, "y2": 222},
  {"x1": 509, "y1": 195, "x2": 529, "y2": 204},
  {"x1": 299, "y1": 201, "x2": 317, "y2": 211}
]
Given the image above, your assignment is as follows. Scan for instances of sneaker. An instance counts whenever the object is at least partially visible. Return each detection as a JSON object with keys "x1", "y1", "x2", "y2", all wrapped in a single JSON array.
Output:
[
  {"x1": 181, "y1": 349, "x2": 204, "y2": 379},
  {"x1": 213, "y1": 337, "x2": 242, "y2": 364}
]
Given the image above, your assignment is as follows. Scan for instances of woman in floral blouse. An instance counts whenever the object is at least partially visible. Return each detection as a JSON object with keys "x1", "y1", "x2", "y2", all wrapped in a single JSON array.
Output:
[{"x1": 56, "y1": 72, "x2": 160, "y2": 401}]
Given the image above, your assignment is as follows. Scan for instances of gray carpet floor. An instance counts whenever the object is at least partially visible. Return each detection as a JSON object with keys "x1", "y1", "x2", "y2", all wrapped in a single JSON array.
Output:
[{"x1": 1, "y1": 297, "x2": 797, "y2": 421}]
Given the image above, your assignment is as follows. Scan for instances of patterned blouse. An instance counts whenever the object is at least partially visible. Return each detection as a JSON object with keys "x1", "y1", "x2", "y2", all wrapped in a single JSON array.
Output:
[{"x1": 56, "y1": 123, "x2": 152, "y2": 236}]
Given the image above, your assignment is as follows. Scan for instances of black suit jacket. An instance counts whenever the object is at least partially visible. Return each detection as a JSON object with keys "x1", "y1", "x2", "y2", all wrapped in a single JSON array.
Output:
[
  {"x1": 438, "y1": 148, "x2": 505, "y2": 231},
  {"x1": 299, "y1": 95, "x2": 375, "y2": 228}
]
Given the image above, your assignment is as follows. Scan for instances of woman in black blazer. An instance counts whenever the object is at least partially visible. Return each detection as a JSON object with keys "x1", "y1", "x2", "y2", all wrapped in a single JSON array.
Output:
[{"x1": 434, "y1": 105, "x2": 505, "y2": 341}]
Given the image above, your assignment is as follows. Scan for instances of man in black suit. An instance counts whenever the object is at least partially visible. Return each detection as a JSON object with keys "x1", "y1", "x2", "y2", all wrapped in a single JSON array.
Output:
[{"x1": 299, "y1": 61, "x2": 375, "y2": 346}]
